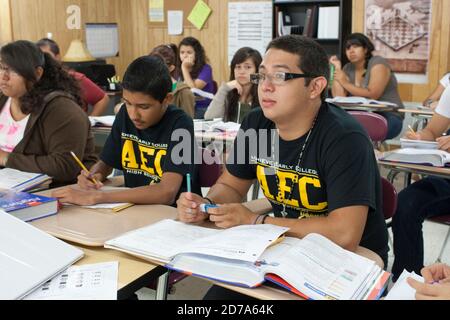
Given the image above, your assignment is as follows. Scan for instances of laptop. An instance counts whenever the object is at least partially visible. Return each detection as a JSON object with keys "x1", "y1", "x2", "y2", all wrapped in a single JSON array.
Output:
[{"x1": 0, "y1": 210, "x2": 84, "y2": 300}]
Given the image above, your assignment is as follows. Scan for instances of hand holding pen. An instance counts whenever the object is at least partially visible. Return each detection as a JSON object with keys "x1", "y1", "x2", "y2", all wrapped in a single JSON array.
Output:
[{"x1": 70, "y1": 151, "x2": 103, "y2": 190}]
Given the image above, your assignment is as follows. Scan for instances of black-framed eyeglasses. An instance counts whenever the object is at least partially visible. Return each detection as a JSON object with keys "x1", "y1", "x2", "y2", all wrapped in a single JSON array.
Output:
[{"x1": 250, "y1": 72, "x2": 317, "y2": 85}]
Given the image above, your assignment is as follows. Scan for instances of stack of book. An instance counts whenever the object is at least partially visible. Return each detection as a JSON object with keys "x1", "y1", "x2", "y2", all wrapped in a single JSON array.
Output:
[{"x1": 0, "y1": 168, "x2": 51, "y2": 192}]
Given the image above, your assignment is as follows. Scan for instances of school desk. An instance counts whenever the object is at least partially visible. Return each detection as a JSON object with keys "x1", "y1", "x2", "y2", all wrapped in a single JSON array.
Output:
[
  {"x1": 378, "y1": 160, "x2": 450, "y2": 188},
  {"x1": 398, "y1": 108, "x2": 434, "y2": 131}
]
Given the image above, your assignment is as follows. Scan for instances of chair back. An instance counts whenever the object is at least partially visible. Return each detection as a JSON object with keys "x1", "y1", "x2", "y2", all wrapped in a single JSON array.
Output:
[
  {"x1": 381, "y1": 177, "x2": 397, "y2": 220},
  {"x1": 348, "y1": 111, "x2": 388, "y2": 143},
  {"x1": 199, "y1": 147, "x2": 222, "y2": 187}
]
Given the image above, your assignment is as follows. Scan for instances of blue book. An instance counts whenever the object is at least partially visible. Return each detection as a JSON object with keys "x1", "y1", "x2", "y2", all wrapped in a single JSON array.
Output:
[{"x1": 0, "y1": 189, "x2": 58, "y2": 222}]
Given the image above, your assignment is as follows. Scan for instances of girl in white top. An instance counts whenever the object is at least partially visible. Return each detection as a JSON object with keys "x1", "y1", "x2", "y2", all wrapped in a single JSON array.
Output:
[
  {"x1": 423, "y1": 72, "x2": 450, "y2": 109},
  {"x1": 204, "y1": 47, "x2": 262, "y2": 123}
]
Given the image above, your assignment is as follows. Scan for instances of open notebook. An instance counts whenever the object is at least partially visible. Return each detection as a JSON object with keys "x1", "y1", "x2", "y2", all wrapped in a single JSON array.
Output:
[{"x1": 0, "y1": 210, "x2": 83, "y2": 300}]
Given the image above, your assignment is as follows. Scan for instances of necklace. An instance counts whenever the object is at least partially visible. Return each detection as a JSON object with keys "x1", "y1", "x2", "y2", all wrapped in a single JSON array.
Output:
[{"x1": 271, "y1": 114, "x2": 318, "y2": 217}]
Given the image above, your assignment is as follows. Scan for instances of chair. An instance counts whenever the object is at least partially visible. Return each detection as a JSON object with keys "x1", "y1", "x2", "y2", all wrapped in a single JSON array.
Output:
[
  {"x1": 381, "y1": 177, "x2": 398, "y2": 252},
  {"x1": 146, "y1": 147, "x2": 222, "y2": 295},
  {"x1": 347, "y1": 110, "x2": 388, "y2": 147},
  {"x1": 427, "y1": 215, "x2": 450, "y2": 262}
]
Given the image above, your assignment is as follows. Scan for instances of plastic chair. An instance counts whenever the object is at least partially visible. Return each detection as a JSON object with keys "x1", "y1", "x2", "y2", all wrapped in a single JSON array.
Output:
[
  {"x1": 381, "y1": 177, "x2": 398, "y2": 251},
  {"x1": 347, "y1": 110, "x2": 388, "y2": 146},
  {"x1": 146, "y1": 148, "x2": 222, "y2": 295},
  {"x1": 427, "y1": 214, "x2": 450, "y2": 262}
]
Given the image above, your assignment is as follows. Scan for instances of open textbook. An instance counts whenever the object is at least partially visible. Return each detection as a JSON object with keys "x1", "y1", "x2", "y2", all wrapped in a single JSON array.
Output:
[
  {"x1": 105, "y1": 220, "x2": 389, "y2": 300},
  {"x1": 167, "y1": 235, "x2": 389, "y2": 300},
  {"x1": 380, "y1": 148, "x2": 450, "y2": 167},
  {"x1": 0, "y1": 168, "x2": 51, "y2": 192},
  {"x1": 105, "y1": 219, "x2": 288, "y2": 264},
  {"x1": 326, "y1": 96, "x2": 398, "y2": 107},
  {"x1": 0, "y1": 210, "x2": 83, "y2": 300}
]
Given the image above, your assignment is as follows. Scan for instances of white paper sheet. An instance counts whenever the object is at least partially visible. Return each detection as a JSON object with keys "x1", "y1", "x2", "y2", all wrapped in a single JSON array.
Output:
[
  {"x1": 168, "y1": 11, "x2": 183, "y2": 35},
  {"x1": 25, "y1": 262, "x2": 118, "y2": 300},
  {"x1": 228, "y1": 2, "x2": 273, "y2": 66},
  {"x1": 385, "y1": 270, "x2": 423, "y2": 300}
]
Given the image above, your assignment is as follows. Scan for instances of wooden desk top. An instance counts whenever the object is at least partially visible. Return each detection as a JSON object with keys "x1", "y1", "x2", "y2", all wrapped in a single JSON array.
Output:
[
  {"x1": 338, "y1": 103, "x2": 395, "y2": 112},
  {"x1": 378, "y1": 160, "x2": 450, "y2": 178},
  {"x1": 398, "y1": 108, "x2": 434, "y2": 116},
  {"x1": 31, "y1": 177, "x2": 178, "y2": 246}
]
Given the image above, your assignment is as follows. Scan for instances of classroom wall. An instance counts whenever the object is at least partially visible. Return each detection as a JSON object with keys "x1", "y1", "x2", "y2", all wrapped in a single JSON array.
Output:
[
  {"x1": 3, "y1": 0, "x2": 449, "y2": 102},
  {"x1": 352, "y1": 0, "x2": 450, "y2": 102}
]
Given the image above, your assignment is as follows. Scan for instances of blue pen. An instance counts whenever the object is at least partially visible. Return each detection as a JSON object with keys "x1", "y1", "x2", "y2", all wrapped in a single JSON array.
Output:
[{"x1": 186, "y1": 173, "x2": 191, "y2": 193}]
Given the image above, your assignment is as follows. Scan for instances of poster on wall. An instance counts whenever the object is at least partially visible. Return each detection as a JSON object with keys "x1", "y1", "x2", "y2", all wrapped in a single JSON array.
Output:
[
  {"x1": 228, "y1": 2, "x2": 273, "y2": 66},
  {"x1": 364, "y1": 0, "x2": 432, "y2": 84}
]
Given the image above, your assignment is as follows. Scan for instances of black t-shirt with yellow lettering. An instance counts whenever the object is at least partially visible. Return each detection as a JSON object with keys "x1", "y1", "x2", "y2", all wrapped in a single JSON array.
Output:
[
  {"x1": 101, "y1": 105, "x2": 200, "y2": 203},
  {"x1": 227, "y1": 104, "x2": 388, "y2": 265}
]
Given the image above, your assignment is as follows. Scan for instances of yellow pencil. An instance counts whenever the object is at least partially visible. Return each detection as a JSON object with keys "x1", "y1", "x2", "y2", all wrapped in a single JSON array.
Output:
[
  {"x1": 70, "y1": 151, "x2": 99, "y2": 185},
  {"x1": 112, "y1": 203, "x2": 134, "y2": 213},
  {"x1": 408, "y1": 125, "x2": 416, "y2": 135}
]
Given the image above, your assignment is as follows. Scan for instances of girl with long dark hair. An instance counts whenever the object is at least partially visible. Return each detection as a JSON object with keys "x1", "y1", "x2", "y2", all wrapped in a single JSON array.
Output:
[
  {"x1": 205, "y1": 47, "x2": 262, "y2": 123},
  {"x1": 329, "y1": 33, "x2": 404, "y2": 139},
  {"x1": 0, "y1": 40, "x2": 97, "y2": 186}
]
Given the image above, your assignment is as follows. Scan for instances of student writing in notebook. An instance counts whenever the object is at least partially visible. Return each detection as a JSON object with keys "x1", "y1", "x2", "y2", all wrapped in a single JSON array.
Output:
[
  {"x1": 178, "y1": 37, "x2": 215, "y2": 119},
  {"x1": 391, "y1": 86, "x2": 450, "y2": 282},
  {"x1": 176, "y1": 35, "x2": 388, "y2": 299},
  {"x1": 0, "y1": 40, "x2": 97, "y2": 187},
  {"x1": 407, "y1": 263, "x2": 450, "y2": 300},
  {"x1": 329, "y1": 33, "x2": 404, "y2": 139},
  {"x1": 52, "y1": 56, "x2": 199, "y2": 206},
  {"x1": 204, "y1": 47, "x2": 262, "y2": 123},
  {"x1": 36, "y1": 38, "x2": 110, "y2": 117}
]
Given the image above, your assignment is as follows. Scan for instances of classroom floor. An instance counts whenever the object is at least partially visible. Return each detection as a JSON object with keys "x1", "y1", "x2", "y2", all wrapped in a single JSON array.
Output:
[{"x1": 136, "y1": 111, "x2": 449, "y2": 300}]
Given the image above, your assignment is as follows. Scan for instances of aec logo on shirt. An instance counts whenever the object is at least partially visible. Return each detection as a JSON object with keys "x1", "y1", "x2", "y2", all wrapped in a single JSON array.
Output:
[
  {"x1": 121, "y1": 134, "x2": 168, "y2": 180},
  {"x1": 255, "y1": 161, "x2": 328, "y2": 218}
]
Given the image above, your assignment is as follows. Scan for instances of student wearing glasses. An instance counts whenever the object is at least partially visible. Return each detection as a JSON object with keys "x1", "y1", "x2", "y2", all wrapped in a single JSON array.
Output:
[
  {"x1": 176, "y1": 35, "x2": 388, "y2": 299},
  {"x1": 0, "y1": 40, "x2": 97, "y2": 186},
  {"x1": 52, "y1": 56, "x2": 199, "y2": 207},
  {"x1": 329, "y1": 33, "x2": 404, "y2": 140}
]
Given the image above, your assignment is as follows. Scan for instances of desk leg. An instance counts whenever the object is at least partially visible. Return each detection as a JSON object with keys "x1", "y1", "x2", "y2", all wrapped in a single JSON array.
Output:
[
  {"x1": 155, "y1": 271, "x2": 169, "y2": 300},
  {"x1": 404, "y1": 172, "x2": 412, "y2": 188}
]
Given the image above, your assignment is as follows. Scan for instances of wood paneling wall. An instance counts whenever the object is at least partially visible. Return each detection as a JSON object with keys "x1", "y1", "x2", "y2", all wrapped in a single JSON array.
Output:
[
  {"x1": 0, "y1": 0, "x2": 13, "y2": 44},
  {"x1": 352, "y1": 0, "x2": 450, "y2": 102},
  {"x1": 4, "y1": 0, "x2": 449, "y2": 102}
]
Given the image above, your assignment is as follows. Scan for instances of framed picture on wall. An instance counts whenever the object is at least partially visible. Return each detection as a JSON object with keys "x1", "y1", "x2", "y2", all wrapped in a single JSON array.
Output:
[{"x1": 364, "y1": 0, "x2": 432, "y2": 84}]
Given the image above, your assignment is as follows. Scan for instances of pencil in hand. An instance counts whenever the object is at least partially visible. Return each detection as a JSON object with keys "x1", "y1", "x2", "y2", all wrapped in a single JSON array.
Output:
[
  {"x1": 408, "y1": 125, "x2": 416, "y2": 135},
  {"x1": 70, "y1": 151, "x2": 99, "y2": 185}
]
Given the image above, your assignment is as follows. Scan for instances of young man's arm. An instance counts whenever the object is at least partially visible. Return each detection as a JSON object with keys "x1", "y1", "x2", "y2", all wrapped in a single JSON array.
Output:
[
  {"x1": 53, "y1": 172, "x2": 183, "y2": 206},
  {"x1": 90, "y1": 94, "x2": 110, "y2": 116}
]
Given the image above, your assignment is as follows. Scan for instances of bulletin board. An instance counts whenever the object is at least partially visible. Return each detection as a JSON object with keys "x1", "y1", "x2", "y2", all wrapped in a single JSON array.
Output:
[{"x1": 148, "y1": 0, "x2": 209, "y2": 28}]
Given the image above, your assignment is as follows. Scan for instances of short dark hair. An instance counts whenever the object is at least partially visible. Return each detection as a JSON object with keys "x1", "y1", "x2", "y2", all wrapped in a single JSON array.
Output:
[
  {"x1": 0, "y1": 40, "x2": 81, "y2": 114},
  {"x1": 178, "y1": 36, "x2": 208, "y2": 79},
  {"x1": 266, "y1": 35, "x2": 329, "y2": 100},
  {"x1": 122, "y1": 56, "x2": 172, "y2": 103},
  {"x1": 344, "y1": 33, "x2": 375, "y2": 68},
  {"x1": 36, "y1": 38, "x2": 60, "y2": 56}
]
